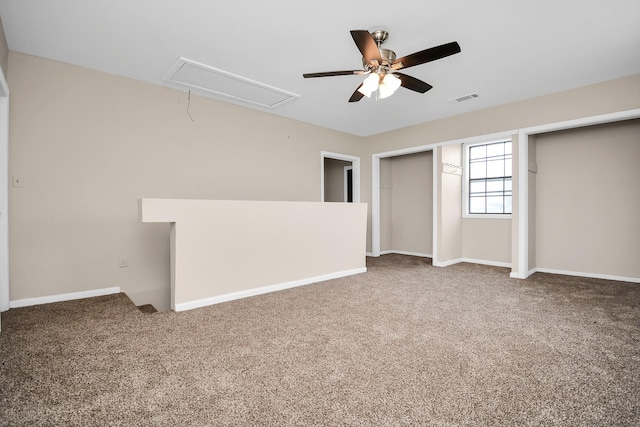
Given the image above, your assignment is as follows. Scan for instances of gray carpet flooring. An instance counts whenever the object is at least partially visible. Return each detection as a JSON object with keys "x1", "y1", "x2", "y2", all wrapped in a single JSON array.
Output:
[{"x1": 1, "y1": 254, "x2": 639, "y2": 426}]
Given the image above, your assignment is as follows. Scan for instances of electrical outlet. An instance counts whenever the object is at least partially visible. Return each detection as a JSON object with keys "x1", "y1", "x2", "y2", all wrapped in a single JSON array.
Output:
[{"x1": 119, "y1": 257, "x2": 128, "y2": 268}]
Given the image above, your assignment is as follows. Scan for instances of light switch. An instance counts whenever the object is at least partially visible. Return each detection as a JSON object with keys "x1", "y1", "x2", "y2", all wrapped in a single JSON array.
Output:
[{"x1": 12, "y1": 176, "x2": 23, "y2": 187}]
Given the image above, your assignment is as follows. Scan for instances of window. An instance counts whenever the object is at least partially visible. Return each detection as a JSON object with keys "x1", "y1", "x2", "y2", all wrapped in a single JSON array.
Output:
[{"x1": 466, "y1": 140, "x2": 512, "y2": 215}]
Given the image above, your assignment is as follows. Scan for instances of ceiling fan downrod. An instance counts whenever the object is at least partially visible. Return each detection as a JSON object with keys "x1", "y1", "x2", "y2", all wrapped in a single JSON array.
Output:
[{"x1": 364, "y1": 28, "x2": 396, "y2": 74}]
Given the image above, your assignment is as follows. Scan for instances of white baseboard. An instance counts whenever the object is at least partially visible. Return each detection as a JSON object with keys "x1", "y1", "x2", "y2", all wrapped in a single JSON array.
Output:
[
  {"x1": 434, "y1": 257, "x2": 511, "y2": 269},
  {"x1": 529, "y1": 267, "x2": 640, "y2": 284},
  {"x1": 461, "y1": 258, "x2": 512, "y2": 268},
  {"x1": 10, "y1": 287, "x2": 121, "y2": 309},
  {"x1": 381, "y1": 250, "x2": 433, "y2": 258},
  {"x1": 510, "y1": 271, "x2": 528, "y2": 279},
  {"x1": 174, "y1": 267, "x2": 367, "y2": 312},
  {"x1": 433, "y1": 258, "x2": 464, "y2": 267}
]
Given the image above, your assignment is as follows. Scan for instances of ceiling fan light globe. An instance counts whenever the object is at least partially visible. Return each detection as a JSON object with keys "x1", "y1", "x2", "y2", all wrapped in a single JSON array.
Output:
[
  {"x1": 361, "y1": 73, "x2": 380, "y2": 92},
  {"x1": 384, "y1": 73, "x2": 401, "y2": 90},
  {"x1": 379, "y1": 74, "x2": 401, "y2": 99},
  {"x1": 378, "y1": 85, "x2": 393, "y2": 99},
  {"x1": 357, "y1": 86, "x2": 374, "y2": 98}
]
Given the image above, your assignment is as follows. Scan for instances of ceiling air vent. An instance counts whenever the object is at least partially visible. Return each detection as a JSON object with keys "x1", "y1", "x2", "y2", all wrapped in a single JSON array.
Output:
[
  {"x1": 164, "y1": 57, "x2": 299, "y2": 109},
  {"x1": 448, "y1": 93, "x2": 479, "y2": 103}
]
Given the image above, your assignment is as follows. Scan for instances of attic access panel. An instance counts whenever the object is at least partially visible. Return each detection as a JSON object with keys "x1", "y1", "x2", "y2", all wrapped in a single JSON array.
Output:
[{"x1": 164, "y1": 57, "x2": 299, "y2": 109}]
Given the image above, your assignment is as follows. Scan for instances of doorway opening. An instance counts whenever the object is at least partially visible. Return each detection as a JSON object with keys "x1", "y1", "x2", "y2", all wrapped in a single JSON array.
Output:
[
  {"x1": 344, "y1": 166, "x2": 353, "y2": 202},
  {"x1": 372, "y1": 148, "x2": 435, "y2": 257},
  {"x1": 377, "y1": 151, "x2": 433, "y2": 258},
  {"x1": 321, "y1": 151, "x2": 360, "y2": 203}
]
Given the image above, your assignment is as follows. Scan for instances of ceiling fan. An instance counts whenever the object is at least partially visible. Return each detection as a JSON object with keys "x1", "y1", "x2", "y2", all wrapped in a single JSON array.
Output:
[{"x1": 303, "y1": 28, "x2": 461, "y2": 102}]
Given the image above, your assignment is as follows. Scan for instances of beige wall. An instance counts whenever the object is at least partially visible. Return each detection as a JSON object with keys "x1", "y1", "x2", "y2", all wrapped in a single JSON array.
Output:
[
  {"x1": 436, "y1": 145, "x2": 463, "y2": 263},
  {"x1": 462, "y1": 219, "x2": 511, "y2": 264},
  {"x1": 0, "y1": 16, "x2": 7, "y2": 79},
  {"x1": 362, "y1": 74, "x2": 640, "y2": 268},
  {"x1": 8, "y1": 52, "x2": 362, "y2": 310},
  {"x1": 324, "y1": 158, "x2": 350, "y2": 202},
  {"x1": 140, "y1": 199, "x2": 367, "y2": 310},
  {"x1": 534, "y1": 119, "x2": 640, "y2": 279},
  {"x1": 6, "y1": 48, "x2": 640, "y2": 309},
  {"x1": 364, "y1": 74, "x2": 640, "y2": 156}
]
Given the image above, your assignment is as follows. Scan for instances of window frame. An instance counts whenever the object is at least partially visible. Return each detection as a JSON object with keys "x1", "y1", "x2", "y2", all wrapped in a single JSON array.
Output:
[{"x1": 462, "y1": 139, "x2": 513, "y2": 219}]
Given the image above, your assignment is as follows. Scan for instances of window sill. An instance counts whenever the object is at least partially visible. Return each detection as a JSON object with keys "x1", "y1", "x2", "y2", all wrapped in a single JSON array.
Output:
[{"x1": 463, "y1": 213, "x2": 512, "y2": 220}]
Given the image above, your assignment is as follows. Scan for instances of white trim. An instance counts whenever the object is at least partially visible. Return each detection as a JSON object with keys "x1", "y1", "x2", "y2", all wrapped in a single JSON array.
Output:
[
  {"x1": 371, "y1": 130, "x2": 517, "y2": 160},
  {"x1": 372, "y1": 149, "x2": 433, "y2": 258},
  {"x1": 321, "y1": 151, "x2": 361, "y2": 203},
  {"x1": 515, "y1": 108, "x2": 640, "y2": 280},
  {"x1": 174, "y1": 267, "x2": 367, "y2": 312},
  {"x1": 380, "y1": 250, "x2": 433, "y2": 258},
  {"x1": 517, "y1": 129, "x2": 529, "y2": 281},
  {"x1": 520, "y1": 109, "x2": 640, "y2": 136},
  {"x1": 529, "y1": 267, "x2": 640, "y2": 284},
  {"x1": 0, "y1": 67, "x2": 9, "y2": 313},
  {"x1": 464, "y1": 214, "x2": 512, "y2": 220},
  {"x1": 371, "y1": 155, "x2": 381, "y2": 256},
  {"x1": 343, "y1": 165, "x2": 353, "y2": 202},
  {"x1": 371, "y1": 130, "x2": 517, "y2": 263},
  {"x1": 434, "y1": 257, "x2": 511, "y2": 268},
  {"x1": 163, "y1": 57, "x2": 300, "y2": 109},
  {"x1": 432, "y1": 148, "x2": 439, "y2": 265},
  {"x1": 9, "y1": 287, "x2": 121, "y2": 309},
  {"x1": 433, "y1": 258, "x2": 464, "y2": 267},
  {"x1": 460, "y1": 258, "x2": 512, "y2": 268}
]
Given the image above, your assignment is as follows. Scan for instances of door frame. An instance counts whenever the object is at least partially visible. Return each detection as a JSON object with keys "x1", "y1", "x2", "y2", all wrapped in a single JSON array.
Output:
[
  {"x1": 0, "y1": 67, "x2": 9, "y2": 312},
  {"x1": 513, "y1": 107, "x2": 640, "y2": 279},
  {"x1": 371, "y1": 131, "x2": 514, "y2": 259},
  {"x1": 371, "y1": 147, "x2": 436, "y2": 257},
  {"x1": 343, "y1": 165, "x2": 353, "y2": 202},
  {"x1": 320, "y1": 151, "x2": 360, "y2": 203}
]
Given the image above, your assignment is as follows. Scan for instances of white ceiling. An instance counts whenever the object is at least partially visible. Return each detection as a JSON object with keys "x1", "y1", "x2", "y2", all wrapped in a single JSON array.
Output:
[{"x1": 1, "y1": 0, "x2": 639, "y2": 137}]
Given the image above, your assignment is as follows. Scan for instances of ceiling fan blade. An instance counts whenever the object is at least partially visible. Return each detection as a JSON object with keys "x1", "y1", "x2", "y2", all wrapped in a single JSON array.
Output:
[
  {"x1": 392, "y1": 41, "x2": 461, "y2": 70},
  {"x1": 394, "y1": 72, "x2": 433, "y2": 93},
  {"x1": 350, "y1": 30, "x2": 383, "y2": 63},
  {"x1": 349, "y1": 85, "x2": 365, "y2": 102},
  {"x1": 303, "y1": 70, "x2": 365, "y2": 78}
]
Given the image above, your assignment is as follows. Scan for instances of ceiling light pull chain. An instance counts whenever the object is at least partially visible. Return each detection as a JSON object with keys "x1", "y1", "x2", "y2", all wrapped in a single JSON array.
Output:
[{"x1": 186, "y1": 90, "x2": 195, "y2": 122}]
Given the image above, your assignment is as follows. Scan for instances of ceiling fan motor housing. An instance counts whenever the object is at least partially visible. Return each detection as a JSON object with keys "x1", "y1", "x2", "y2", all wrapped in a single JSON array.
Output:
[
  {"x1": 362, "y1": 28, "x2": 394, "y2": 74},
  {"x1": 363, "y1": 48, "x2": 396, "y2": 73}
]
